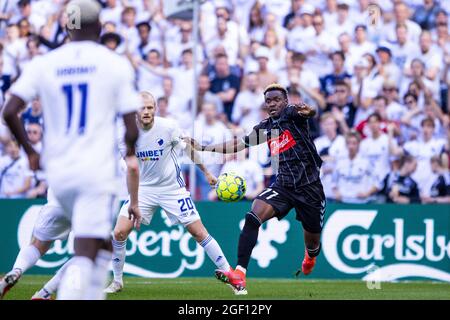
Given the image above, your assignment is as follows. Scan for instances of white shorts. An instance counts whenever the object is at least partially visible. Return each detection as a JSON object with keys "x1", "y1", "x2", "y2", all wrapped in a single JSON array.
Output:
[
  {"x1": 33, "y1": 204, "x2": 71, "y2": 242},
  {"x1": 118, "y1": 187, "x2": 200, "y2": 227},
  {"x1": 33, "y1": 188, "x2": 71, "y2": 242},
  {"x1": 53, "y1": 187, "x2": 118, "y2": 239}
]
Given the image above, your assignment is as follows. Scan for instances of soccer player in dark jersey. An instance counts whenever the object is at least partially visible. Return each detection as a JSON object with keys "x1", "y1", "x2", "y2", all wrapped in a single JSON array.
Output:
[{"x1": 185, "y1": 84, "x2": 326, "y2": 295}]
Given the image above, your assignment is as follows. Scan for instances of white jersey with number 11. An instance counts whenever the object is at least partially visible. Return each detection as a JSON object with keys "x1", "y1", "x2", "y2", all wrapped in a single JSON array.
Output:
[{"x1": 10, "y1": 41, "x2": 141, "y2": 193}]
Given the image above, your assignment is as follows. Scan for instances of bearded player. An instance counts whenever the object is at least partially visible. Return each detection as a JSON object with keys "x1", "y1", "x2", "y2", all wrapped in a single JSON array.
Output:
[
  {"x1": 186, "y1": 84, "x2": 326, "y2": 295},
  {"x1": 100, "y1": 91, "x2": 233, "y2": 293}
]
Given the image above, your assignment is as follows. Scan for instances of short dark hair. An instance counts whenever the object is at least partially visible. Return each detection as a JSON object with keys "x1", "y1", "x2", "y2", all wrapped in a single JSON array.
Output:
[
  {"x1": 403, "y1": 92, "x2": 418, "y2": 102},
  {"x1": 136, "y1": 21, "x2": 151, "y2": 31},
  {"x1": 122, "y1": 6, "x2": 136, "y2": 15},
  {"x1": 292, "y1": 52, "x2": 306, "y2": 62},
  {"x1": 430, "y1": 155, "x2": 442, "y2": 166},
  {"x1": 421, "y1": 117, "x2": 435, "y2": 128},
  {"x1": 334, "y1": 79, "x2": 349, "y2": 89},
  {"x1": 182, "y1": 48, "x2": 193, "y2": 55},
  {"x1": 345, "y1": 130, "x2": 361, "y2": 142},
  {"x1": 395, "y1": 22, "x2": 408, "y2": 31},
  {"x1": 215, "y1": 53, "x2": 228, "y2": 60},
  {"x1": 330, "y1": 50, "x2": 345, "y2": 61},
  {"x1": 436, "y1": 9, "x2": 448, "y2": 17},
  {"x1": 157, "y1": 96, "x2": 168, "y2": 104},
  {"x1": 287, "y1": 87, "x2": 301, "y2": 97},
  {"x1": 148, "y1": 49, "x2": 160, "y2": 57},
  {"x1": 18, "y1": 0, "x2": 30, "y2": 7},
  {"x1": 374, "y1": 95, "x2": 388, "y2": 105},
  {"x1": 100, "y1": 32, "x2": 122, "y2": 46},
  {"x1": 337, "y1": 3, "x2": 349, "y2": 10},
  {"x1": 368, "y1": 112, "x2": 382, "y2": 122},
  {"x1": 355, "y1": 24, "x2": 367, "y2": 32},
  {"x1": 399, "y1": 155, "x2": 416, "y2": 168},
  {"x1": 264, "y1": 83, "x2": 288, "y2": 98}
]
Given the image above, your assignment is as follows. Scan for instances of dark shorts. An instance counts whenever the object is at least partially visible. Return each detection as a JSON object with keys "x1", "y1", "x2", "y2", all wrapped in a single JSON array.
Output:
[{"x1": 255, "y1": 179, "x2": 326, "y2": 233}]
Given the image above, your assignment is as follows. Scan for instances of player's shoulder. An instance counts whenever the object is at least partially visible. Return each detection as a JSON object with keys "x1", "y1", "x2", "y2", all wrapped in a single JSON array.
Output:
[
  {"x1": 22, "y1": 53, "x2": 46, "y2": 70},
  {"x1": 359, "y1": 136, "x2": 370, "y2": 147},
  {"x1": 313, "y1": 135, "x2": 327, "y2": 148},
  {"x1": 403, "y1": 139, "x2": 418, "y2": 149},
  {"x1": 254, "y1": 118, "x2": 270, "y2": 130},
  {"x1": 433, "y1": 138, "x2": 446, "y2": 147},
  {"x1": 156, "y1": 116, "x2": 176, "y2": 126},
  {"x1": 97, "y1": 47, "x2": 134, "y2": 70},
  {"x1": 155, "y1": 116, "x2": 179, "y2": 132},
  {"x1": 357, "y1": 155, "x2": 371, "y2": 167},
  {"x1": 334, "y1": 135, "x2": 346, "y2": 146}
]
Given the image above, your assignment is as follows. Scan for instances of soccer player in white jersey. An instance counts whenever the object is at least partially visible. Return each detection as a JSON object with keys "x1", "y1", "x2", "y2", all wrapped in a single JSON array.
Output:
[
  {"x1": 0, "y1": 189, "x2": 68, "y2": 299},
  {"x1": 359, "y1": 113, "x2": 403, "y2": 185},
  {"x1": 101, "y1": 91, "x2": 232, "y2": 293},
  {"x1": 27, "y1": 92, "x2": 231, "y2": 298},
  {"x1": 0, "y1": 122, "x2": 138, "y2": 300},
  {"x1": 332, "y1": 131, "x2": 378, "y2": 203},
  {"x1": 2, "y1": 0, "x2": 142, "y2": 300}
]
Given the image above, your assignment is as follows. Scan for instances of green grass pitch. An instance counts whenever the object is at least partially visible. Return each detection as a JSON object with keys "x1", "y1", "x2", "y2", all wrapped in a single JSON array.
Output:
[{"x1": 3, "y1": 275, "x2": 450, "y2": 300}]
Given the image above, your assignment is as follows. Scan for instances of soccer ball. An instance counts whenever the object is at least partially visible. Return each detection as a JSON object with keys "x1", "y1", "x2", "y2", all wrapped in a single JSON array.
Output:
[{"x1": 215, "y1": 172, "x2": 247, "y2": 202}]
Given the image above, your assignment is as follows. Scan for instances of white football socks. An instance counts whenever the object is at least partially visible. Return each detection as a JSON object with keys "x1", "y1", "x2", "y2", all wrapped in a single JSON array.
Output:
[
  {"x1": 42, "y1": 257, "x2": 73, "y2": 295},
  {"x1": 12, "y1": 244, "x2": 41, "y2": 274},
  {"x1": 199, "y1": 235, "x2": 231, "y2": 271},
  {"x1": 57, "y1": 256, "x2": 94, "y2": 300},
  {"x1": 85, "y1": 249, "x2": 112, "y2": 300},
  {"x1": 42, "y1": 249, "x2": 112, "y2": 300},
  {"x1": 111, "y1": 237, "x2": 127, "y2": 284}
]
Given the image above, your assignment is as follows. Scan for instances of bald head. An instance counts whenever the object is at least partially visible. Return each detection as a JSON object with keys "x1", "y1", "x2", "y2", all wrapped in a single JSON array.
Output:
[
  {"x1": 140, "y1": 91, "x2": 156, "y2": 106},
  {"x1": 138, "y1": 91, "x2": 156, "y2": 128},
  {"x1": 66, "y1": 0, "x2": 101, "y2": 25},
  {"x1": 65, "y1": 0, "x2": 102, "y2": 41}
]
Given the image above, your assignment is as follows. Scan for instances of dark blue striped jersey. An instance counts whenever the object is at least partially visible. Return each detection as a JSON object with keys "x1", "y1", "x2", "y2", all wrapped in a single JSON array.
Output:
[{"x1": 242, "y1": 105, "x2": 323, "y2": 189}]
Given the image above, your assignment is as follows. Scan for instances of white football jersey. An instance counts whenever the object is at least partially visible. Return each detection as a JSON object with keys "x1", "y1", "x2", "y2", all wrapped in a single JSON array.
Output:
[
  {"x1": 332, "y1": 154, "x2": 376, "y2": 204},
  {"x1": 314, "y1": 134, "x2": 347, "y2": 199},
  {"x1": 359, "y1": 134, "x2": 395, "y2": 185},
  {"x1": 403, "y1": 138, "x2": 446, "y2": 193},
  {"x1": 119, "y1": 117, "x2": 187, "y2": 191},
  {"x1": 10, "y1": 41, "x2": 140, "y2": 193}
]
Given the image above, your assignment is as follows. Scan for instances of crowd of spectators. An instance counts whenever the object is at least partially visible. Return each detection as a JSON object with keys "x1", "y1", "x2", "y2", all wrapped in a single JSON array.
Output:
[{"x1": 0, "y1": 0, "x2": 449, "y2": 203}]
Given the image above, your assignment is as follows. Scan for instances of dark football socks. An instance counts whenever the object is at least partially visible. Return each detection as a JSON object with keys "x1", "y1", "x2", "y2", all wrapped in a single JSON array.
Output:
[
  {"x1": 237, "y1": 211, "x2": 262, "y2": 269},
  {"x1": 306, "y1": 242, "x2": 321, "y2": 258}
]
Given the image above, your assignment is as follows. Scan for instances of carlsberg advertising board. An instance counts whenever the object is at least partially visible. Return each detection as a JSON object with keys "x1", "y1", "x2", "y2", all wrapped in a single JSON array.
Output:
[{"x1": 0, "y1": 200, "x2": 449, "y2": 282}]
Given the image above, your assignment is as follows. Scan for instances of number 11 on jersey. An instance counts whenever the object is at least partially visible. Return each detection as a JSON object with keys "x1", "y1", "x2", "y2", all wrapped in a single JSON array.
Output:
[{"x1": 62, "y1": 83, "x2": 89, "y2": 134}]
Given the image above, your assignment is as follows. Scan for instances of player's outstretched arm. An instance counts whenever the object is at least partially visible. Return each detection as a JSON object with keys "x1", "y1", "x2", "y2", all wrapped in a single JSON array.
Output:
[
  {"x1": 185, "y1": 142, "x2": 217, "y2": 187},
  {"x1": 293, "y1": 102, "x2": 316, "y2": 118},
  {"x1": 125, "y1": 155, "x2": 142, "y2": 230},
  {"x1": 122, "y1": 112, "x2": 142, "y2": 230},
  {"x1": 2, "y1": 95, "x2": 40, "y2": 170},
  {"x1": 183, "y1": 136, "x2": 251, "y2": 154}
]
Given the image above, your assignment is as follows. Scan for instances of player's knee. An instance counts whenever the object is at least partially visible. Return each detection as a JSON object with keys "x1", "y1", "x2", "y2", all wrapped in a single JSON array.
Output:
[
  {"x1": 192, "y1": 231, "x2": 207, "y2": 243},
  {"x1": 30, "y1": 237, "x2": 51, "y2": 256},
  {"x1": 244, "y1": 211, "x2": 262, "y2": 229},
  {"x1": 252, "y1": 200, "x2": 275, "y2": 222},
  {"x1": 187, "y1": 223, "x2": 208, "y2": 242},
  {"x1": 113, "y1": 229, "x2": 128, "y2": 242}
]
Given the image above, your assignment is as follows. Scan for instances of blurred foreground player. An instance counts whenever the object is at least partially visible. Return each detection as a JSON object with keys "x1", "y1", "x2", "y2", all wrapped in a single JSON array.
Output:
[
  {"x1": 105, "y1": 92, "x2": 232, "y2": 292},
  {"x1": 2, "y1": 0, "x2": 141, "y2": 300},
  {"x1": 186, "y1": 84, "x2": 326, "y2": 294},
  {"x1": 32, "y1": 92, "x2": 233, "y2": 296}
]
